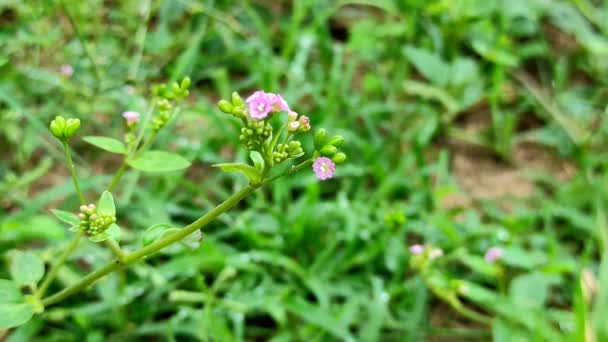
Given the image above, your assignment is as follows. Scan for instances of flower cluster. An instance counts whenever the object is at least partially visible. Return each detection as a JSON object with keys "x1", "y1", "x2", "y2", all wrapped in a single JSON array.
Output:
[
  {"x1": 217, "y1": 90, "x2": 347, "y2": 181},
  {"x1": 150, "y1": 77, "x2": 191, "y2": 132},
  {"x1": 50, "y1": 116, "x2": 81, "y2": 141},
  {"x1": 76, "y1": 204, "x2": 116, "y2": 236}
]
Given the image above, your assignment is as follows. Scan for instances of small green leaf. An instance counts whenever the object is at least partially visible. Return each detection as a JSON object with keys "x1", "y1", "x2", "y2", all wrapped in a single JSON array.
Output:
[
  {"x1": 10, "y1": 252, "x2": 44, "y2": 288},
  {"x1": 50, "y1": 209, "x2": 80, "y2": 226},
  {"x1": 89, "y1": 232, "x2": 110, "y2": 242},
  {"x1": 213, "y1": 163, "x2": 261, "y2": 183},
  {"x1": 142, "y1": 223, "x2": 178, "y2": 246},
  {"x1": 69, "y1": 225, "x2": 82, "y2": 232},
  {"x1": 180, "y1": 230, "x2": 202, "y2": 250},
  {"x1": 0, "y1": 303, "x2": 34, "y2": 329},
  {"x1": 83, "y1": 136, "x2": 127, "y2": 154},
  {"x1": 97, "y1": 191, "x2": 115, "y2": 216},
  {"x1": 106, "y1": 223, "x2": 121, "y2": 241},
  {"x1": 249, "y1": 151, "x2": 265, "y2": 171},
  {"x1": 128, "y1": 150, "x2": 191, "y2": 172},
  {"x1": 0, "y1": 279, "x2": 23, "y2": 304},
  {"x1": 509, "y1": 272, "x2": 548, "y2": 309}
]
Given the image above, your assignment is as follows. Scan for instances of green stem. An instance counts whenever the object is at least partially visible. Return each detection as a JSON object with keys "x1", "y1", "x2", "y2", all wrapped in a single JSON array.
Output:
[
  {"x1": 42, "y1": 184, "x2": 258, "y2": 307},
  {"x1": 128, "y1": 0, "x2": 151, "y2": 81},
  {"x1": 37, "y1": 231, "x2": 84, "y2": 298},
  {"x1": 104, "y1": 239, "x2": 126, "y2": 262},
  {"x1": 62, "y1": 141, "x2": 86, "y2": 205},
  {"x1": 108, "y1": 162, "x2": 127, "y2": 192}
]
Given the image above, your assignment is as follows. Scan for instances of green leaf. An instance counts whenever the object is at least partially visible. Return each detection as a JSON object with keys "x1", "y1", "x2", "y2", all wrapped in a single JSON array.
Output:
[
  {"x1": 249, "y1": 151, "x2": 265, "y2": 171},
  {"x1": 10, "y1": 251, "x2": 44, "y2": 288},
  {"x1": 403, "y1": 46, "x2": 450, "y2": 86},
  {"x1": 0, "y1": 303, "x2": 34, "y2": 330},
  {"x1": 50, "y1": 209, "x2": 80, "y2": 226},
  {"x1": 89, "y1": 232, "x2": 110, "y2": 242},
  {"x1": 128, "y1": 150, "x2": 191, "y2": 172},
  {"x1": 106, "y1": 223, "x2": 121, "y2": 241},
  {"x1": 0, "y1": 279, "x2": 23, "y2": 304},
  {"x1": 83, "y1": 136, "x2": 127, "y2": 154},
  {"x1": 142, "y1": 223, "x2": 178, "y2": 246},
  {"x1": 509, "y1": 272, "x2": 548, "y2": 309},
  {"x1": 213, "y1": 163, "x2": 261, "y2": 184},
  {"x1": 97, "y1": 191, "x2": 115, "y2": 216}
]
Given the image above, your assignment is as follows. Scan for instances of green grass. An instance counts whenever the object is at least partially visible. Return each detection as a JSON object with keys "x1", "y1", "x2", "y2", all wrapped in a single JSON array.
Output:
[{"x1": 1, "y1": 0, "x2": 608, "y2": 340}]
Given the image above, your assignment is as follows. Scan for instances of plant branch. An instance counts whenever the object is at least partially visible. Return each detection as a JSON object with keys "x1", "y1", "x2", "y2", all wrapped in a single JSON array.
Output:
[
  {"x1": 37, "y1": 230, "x2": 84, "y2": 298},
  {"x1": 62, "y1": 141, "x2": 86, "y2": 205}
]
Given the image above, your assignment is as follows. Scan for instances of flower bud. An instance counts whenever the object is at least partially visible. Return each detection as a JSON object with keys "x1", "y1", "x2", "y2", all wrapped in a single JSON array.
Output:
[
  {"x1": 287, "y1": 111, "x2": 298, "y2": 122},
  {"x1": 231, "y1": 91, "x2": 244, "y2": 106},
  {"x1": 332, "y1": 152, "x2": 346, "y2": 164},
  {"x1": 320, "y1": 145, "x2": 337, "y2": 157},
  {"x1": 64, "y1": 118, "x2": 81, "y2": 138},
  {"x1": 180, "y1": 77, "x2": 191, "y2": 90},
  {"x1": 218, "y1": 99, "x2": 234, "y2": 114},
  {"x1": 327, "y1": 135, "x2": 344, "y2": 147},
  {"x1": 288, "y1": 121, "x2": 300, "y2": 132},
  {"x1": 157, "y1": 99, "x2": 172, "y2": 111},
  {"x1": 314, "y1": 128, "x2": 327, "y2": 148}
]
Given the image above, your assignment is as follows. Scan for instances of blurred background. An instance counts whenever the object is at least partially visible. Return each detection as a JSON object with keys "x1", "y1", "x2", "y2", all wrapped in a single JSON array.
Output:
[{"x1": 1, "y1": 0, "x2": 608, "y2": 340}]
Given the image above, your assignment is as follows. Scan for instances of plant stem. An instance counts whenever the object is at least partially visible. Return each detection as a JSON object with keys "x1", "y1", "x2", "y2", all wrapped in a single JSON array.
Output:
[
  {"x1": 62, "y1": 141, "x2": 86, "y2": 205},
  {"x1": 42, "y1": 184, "x2": 258, "y2": 307},
  {"x1": 104, "y1": 239, "x2": 126, "y2": 262},
  {"x1": 37, "y1": 231, "x2": 84, "y2": 298},
  {"x1": 108, "y1": 162, "x2": 127, "y2": 192}
]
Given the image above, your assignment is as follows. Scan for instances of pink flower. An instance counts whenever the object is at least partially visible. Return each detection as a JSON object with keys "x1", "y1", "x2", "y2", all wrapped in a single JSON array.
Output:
[
  {"x1": 409, "y1": 244, "x2": 424, "y2": 255},
  {"x1": 60, "y1": 64, "x2": 74, "y2": 77},
  {"x1": 122, "y1": 111, "x2": 140, "y2": 124},
  {"x1": 484, "y1": 247, "x2": 504, "y2": 263},
  {"x1": 312, "y1": 157, "x2": 335, "y2": 180},
  {"x1": 245, "y1": 90, "x2": 291, "y2": 120}
]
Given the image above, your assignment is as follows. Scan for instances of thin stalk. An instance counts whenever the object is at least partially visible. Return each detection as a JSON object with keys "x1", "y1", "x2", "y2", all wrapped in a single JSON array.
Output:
[
  {"x1": 37, "y1": 231, "x2": 84, "y2": 298},
  {"x1": 41, "y1": 158, "x2": 311, "y2": 307},
  {"x1": 108, "y1": 162, "x2": 127, "y2": 192},
  {"x1": 104, "y1": 239, "x2": 126, "y2": 262},
  {"x1": 42, "y1": 184, "x2": 257, "y2": 307},
  {"x1": 63, "y1": 141, "x2": 86, "y2": 205},
  {"x1": 128, "y1": 0, "x2": 151, "y2": 82}
]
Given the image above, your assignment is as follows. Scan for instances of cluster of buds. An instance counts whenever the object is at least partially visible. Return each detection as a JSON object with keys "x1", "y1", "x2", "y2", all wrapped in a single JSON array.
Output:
[
  {"x1": 50, "y1": 116, "x2": 80, "y2": 141},
  {"x1": 239, "y1": 120, "x2": 272, "y2": 150},
  {"x1": 409, "y1": 244, "x2": 444, "y2": 270},
  {"x1": 286, "y1": 111, "x2": 311, "y2": 133},
  {"x1": 217, "y1": 89, "x2": 348, "y2": 181},
  {"x1": 150, "y1": 77, "x2": 191, "y2": 132},
  {"x1": 273, "y1": 141, "x2": 304, "y2": 163},
  {"x1": 77, "y1": 204, "x2": 116, "y2": 236}
]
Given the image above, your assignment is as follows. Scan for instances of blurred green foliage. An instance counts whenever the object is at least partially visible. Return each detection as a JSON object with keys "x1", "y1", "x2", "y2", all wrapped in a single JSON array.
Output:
[{"x1": 1, "y1": 0, "x2": 608, "y2": 340}]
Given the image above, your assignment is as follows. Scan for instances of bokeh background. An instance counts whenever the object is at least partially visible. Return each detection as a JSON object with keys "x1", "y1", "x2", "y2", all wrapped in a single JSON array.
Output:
[{"x1": 1, "y1": 0, "x2": 608, "y2": 341}]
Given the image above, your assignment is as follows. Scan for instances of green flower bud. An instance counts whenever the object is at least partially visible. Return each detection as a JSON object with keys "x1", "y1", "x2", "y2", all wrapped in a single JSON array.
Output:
[
  {"x1": 180, "y1": 77, "x2": 191, "y2": 90},
  {"x1": 64, "y1": 118, "x2": 81, "y2": 138},
  {"x1": 157, "y1": 99, "x2": 172, "y2": 111},
  {"x1": 320, "y1": 145, "x2": 337, "y2": 157},
  {"x1": 231, "y1": 91, "x2": 244, "y2": 106},
  {"x1": 314, "y1": 128, "x2": 327, "y2": 149},
  {"x1": 332, "y1": 152, "x2": 347, "y2": 164},
  {"x1": 218, "y1": 99, "x2": 234, "y2": 114},
  {"x1": 328, "y1": 135, "x2": 344, "y2": 147}
]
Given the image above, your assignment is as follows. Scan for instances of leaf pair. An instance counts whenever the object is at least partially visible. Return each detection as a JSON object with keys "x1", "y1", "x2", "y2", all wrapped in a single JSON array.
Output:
[{"x1": 83, "y1": 136, "x2": 191, "y2": 172}]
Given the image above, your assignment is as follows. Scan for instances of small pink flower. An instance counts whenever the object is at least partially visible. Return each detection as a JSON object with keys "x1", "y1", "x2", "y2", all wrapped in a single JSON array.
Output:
[
  {"x1": 122, "y1": 111, "x2": 140, "y2": 124},
  {"x1": 246, "y1": 90, "x2": 291, "y2": 120},
  {"x1": 409, "y1": 244, "x2": 424, "y2": 255},
  {"x1": 246, "y1": 91, "x2": 274, "y2": 119},
  {"x1": 60, "y1": 64, "x2": 74, "y2": 77},
  {"x1": 484, "y1": 247, "x2": 504, "y2": 263},
  {"x1": 312, "y1": 157, "x2": 335, "y2": 180}
]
